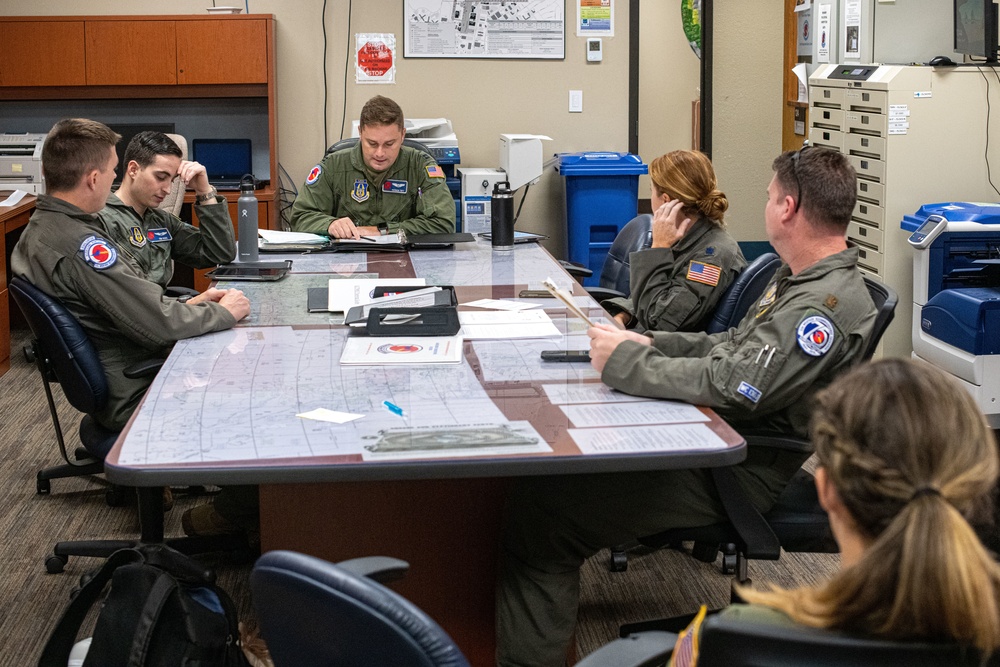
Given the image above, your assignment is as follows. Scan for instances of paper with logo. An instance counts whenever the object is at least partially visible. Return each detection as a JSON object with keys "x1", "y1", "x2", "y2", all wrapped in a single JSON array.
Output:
[{"x1": 339, "y1": 335, "x2": 464, "y2": 365}]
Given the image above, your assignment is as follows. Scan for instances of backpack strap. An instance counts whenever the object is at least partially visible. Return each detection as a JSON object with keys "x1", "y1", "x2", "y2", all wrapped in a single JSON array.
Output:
[
  {"x1": 38, "y1": 549, "x2": 144, "y2": 667},
  {"x1": 126, "y1": 571, "x2": 178, "y2": 667}
]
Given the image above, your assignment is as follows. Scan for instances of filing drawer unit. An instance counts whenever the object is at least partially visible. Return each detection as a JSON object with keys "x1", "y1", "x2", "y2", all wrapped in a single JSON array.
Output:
[{"x1": 808, "y1": 64, "x2": 1000, "y2": 357}]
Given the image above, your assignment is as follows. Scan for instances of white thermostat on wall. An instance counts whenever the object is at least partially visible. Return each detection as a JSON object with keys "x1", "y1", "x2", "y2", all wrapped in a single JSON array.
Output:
[{"x1": 587, "y1": 38, "x2": 603, "y2": 62}]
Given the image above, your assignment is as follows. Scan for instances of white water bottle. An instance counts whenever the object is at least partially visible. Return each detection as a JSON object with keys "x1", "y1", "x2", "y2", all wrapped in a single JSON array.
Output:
[{"x1": 237, "y1": 175, "x2": 259, "y2": 263}]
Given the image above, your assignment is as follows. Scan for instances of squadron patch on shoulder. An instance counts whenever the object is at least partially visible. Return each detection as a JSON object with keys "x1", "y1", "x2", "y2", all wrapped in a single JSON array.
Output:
[
  {"x1": 425, "y1": 165, "x2": 445, "y2": 179},
  {"x1": 79, "y1": 236, "x2": 117, "y2": 270},
  {"x1": 305, "y1": 164, "x2": 323, "y2": 185},
  {"x1": 796, "y1": 315, "x2": 835, "y2": 357},
  {"x1": 128, "y1": 225, "x2": 146, "y2": 248},
  {"x1": 351, "y1": 179, "x2": 370, "y2": 203}
]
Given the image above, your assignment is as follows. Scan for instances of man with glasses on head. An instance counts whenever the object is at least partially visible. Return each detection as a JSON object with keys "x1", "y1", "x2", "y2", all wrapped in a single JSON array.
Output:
[
  {"x1": 495, "y1": 147, "x2": 878, "y2": 667},
  {"x1": 99, "y1": 131, "x2": 236, "y2": 290}
]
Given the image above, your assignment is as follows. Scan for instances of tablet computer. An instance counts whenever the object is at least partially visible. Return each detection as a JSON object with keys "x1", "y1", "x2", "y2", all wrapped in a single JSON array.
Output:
[
  {"x1": 480, "y1": 231, "x2": 547, "y2": 243},
  {"x1": 205, "y1": 260, "x2": 292, "y2": 281}
]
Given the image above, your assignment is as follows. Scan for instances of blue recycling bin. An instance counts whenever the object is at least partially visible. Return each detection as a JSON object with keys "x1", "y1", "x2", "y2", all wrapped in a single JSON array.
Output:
[{"x1": 557, "y1": 152, "x2": 648, "y2": 286}]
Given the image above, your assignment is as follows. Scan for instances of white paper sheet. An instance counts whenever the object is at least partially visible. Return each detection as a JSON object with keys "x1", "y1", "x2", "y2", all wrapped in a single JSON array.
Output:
[
  {"x1": 327, "y1": 277, "x2": 426, "y2": 312},
  {"x1": 340, "y1": 335, "x2": 464, "y2": 364},
  {"x1": 463, "y1": 299, "x2": 541, "y2": 311},
  {"x1": 0, "y1": 189, "x2": 28, "y2": 207},
  {"x1": 541, "y1": 384, "x2": 652, "y2": 405},
  {"x1": 458, "y1": 310, "x2": 561, "y2": 340},
  {"x1": 569, "y1": 423, "x2": 728, "y2": 455},
  {"x1": 296, "y1": 408, "x2": 365, "y2": 424},
  {"x1": 560, "y1": 401, "x2": 709, "y2": 427},
  {"x1": 258, "y1": 228, "x2": 328, "y2": 244}
]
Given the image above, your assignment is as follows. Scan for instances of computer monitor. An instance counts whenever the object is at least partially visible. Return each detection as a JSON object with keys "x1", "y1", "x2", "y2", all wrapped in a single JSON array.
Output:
[
  {"x1": 955, "y1": 0, "x2": 999, "y2": 64},
  {"x1": 106, "y1": 123, "x2": 176, "y2": 184}
]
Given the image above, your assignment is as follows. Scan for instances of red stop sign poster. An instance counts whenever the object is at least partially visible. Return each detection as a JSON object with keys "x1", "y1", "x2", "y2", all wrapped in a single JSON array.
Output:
[{"x1": 358, "y1": 40, "x2": 394, "y2": 80}]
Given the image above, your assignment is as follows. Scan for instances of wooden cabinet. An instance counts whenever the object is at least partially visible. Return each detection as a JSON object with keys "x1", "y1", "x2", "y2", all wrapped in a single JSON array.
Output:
[
  {"x1": 0, "y1": 21, "x2": 86, "y2": 86},
  {"x1": 177, "y1": 20, "x2": 268, "y2": 84},
  {"x1": 85, "y1": 20, "x2": 177, "y2": 85}
]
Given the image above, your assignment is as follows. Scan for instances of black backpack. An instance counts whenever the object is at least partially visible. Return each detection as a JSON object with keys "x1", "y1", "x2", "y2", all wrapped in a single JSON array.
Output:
[{"x1": 39, "y1": 544, "x2": 251, "y2": 667}]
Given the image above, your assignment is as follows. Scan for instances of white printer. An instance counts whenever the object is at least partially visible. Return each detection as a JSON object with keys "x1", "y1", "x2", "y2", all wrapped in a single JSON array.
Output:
[{"x1": 0, "y1": 133, "x2": 45, "y2": 194}]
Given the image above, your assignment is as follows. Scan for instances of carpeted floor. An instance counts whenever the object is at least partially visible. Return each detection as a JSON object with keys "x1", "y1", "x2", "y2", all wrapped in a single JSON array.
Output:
[{"x1": 0, "y1": 325, "x2": 839, "y2": 664}]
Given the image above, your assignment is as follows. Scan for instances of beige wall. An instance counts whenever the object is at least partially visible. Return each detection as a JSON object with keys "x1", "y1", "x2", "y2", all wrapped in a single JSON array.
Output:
[
  {"x1": 711, "y1": 1, "x2": 784, "y2": 243},
  {"x1": 1, "y1": 1, "x2": 783, "y2": 254}
]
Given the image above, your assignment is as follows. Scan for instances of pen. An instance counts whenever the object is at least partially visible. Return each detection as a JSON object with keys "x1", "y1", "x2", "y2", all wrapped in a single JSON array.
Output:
[
  {"x1": 357, "y1": 235, "x2": 379, "y2": 242},
  {"x1": 382, "y1": 400, "x2": 405, "y2": 417}
]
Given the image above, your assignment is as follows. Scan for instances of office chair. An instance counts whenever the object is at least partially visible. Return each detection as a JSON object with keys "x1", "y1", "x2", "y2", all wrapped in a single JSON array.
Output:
[
  {"x1": 325, "y1": 136, "x2": 435, "y2": 158},
  {"x1": 250, "y1": 551, "x2": 471, "y2": 667},
  {"x1": 10, "y1": 277, "x2": 248, "y2": 574},
  {"x1": 581, "y1": 607, "x2": 999, "y2": 667},
  {"x1": 702, "y1": 252, "x2": 782, "y2": 334},
  {"x1": 609, "y1": 277, "x2": 899, "y2": 580},
  {"x1": 582, "y1": 213, "x2": 654, "y2": 303},
  {"x1": 159, "y1": 133, "x2": 188, "y2": 217}
]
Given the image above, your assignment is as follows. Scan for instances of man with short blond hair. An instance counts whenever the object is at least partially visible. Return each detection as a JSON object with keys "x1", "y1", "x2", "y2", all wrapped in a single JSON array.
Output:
[{"x1": 290, "y1": 95, "x2": 455, "y2": 238}]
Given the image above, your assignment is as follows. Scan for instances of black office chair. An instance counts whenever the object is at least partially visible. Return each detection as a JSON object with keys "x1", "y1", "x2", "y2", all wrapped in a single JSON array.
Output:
[
  {"x1": 10, "y1": 277, "x2": 249, "y2": 574},
  {"x1": 325, "y1": 137, "x2": 435, "y2": 157},
  {"x1": 610, "y1": 277, "x2": 899, "y2": 581},
  {"x1": 581, "y1": 608, "x2": 1000, "y2": 667},
  {"x1": 10, "y1": 277, "x2": 151, "y2": 503},
  {"x1": 702, "y1": 253, "x2": 782, "y2": 334},
  {"x1": 579, "y1": 213, "x2": 654, "y2": 304},
  {"x1": 250, "y1": 551, "x2": 470, "y2": 667}
]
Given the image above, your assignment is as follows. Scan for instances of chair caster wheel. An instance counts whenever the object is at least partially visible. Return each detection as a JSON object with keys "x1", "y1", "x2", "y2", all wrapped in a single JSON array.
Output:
[
  {"x1": 106, "y1": 486, "x2": 127, "y2": 507},
  {"x1": 37, "y1": 478, "x2": 51, "y2": 495},
  {"x1": 46, "y1": 554, "x2": 68, "y2": 574},
  {"x1": 609, "y1": 549, "x2": 629, "y2": 572},
  {"x1": 721, "y1": 552, "x2": 737, "y2": 575},
  {"x1": 691, "y1": 541, "x2": 720, "y2": 563}
]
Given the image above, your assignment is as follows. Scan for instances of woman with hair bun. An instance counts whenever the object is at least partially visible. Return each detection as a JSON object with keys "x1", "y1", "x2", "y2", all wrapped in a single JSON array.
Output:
[
  {"x1": 706, "y1": 358, "x2": 1000, "y2": 658},
  {"x1": 603, "y1": 149, "x2": 746, "y2": 333}
]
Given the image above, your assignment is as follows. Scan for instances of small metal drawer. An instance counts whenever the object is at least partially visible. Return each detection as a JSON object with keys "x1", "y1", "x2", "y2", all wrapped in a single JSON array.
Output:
[
  {"x1": 849, "y1": 155, "x2": 886, "y2": 182},
  {"x1": 855, "y1": 178, "x2": 885, "y2": 204},
  {"x1": 852, "y1": 200, "x2": 885, "y2": 226},
  {"x1": 811, "y1": 86, "x2": 845, "y2": 108},
  {"x1": 855, "y1": 246, "x2": 884, "y2": 274},
  {"x1": 845, "y1": 88, "x2": 887, "y2": 113},
  {"x1": 809, "y1": 126, "x2": 844, "y2": 151},
  {"x1": 848, "y1": 220, "x2": 884, "y2": 251},
  {"x1": 810, "y1": 107, "x2": 845, "y2": 129},
  {"x1": 844, "y1": 132, "x2": 885, "y2": 158},
  {"x1": 845, "y1": 110, "x2": 887, "y2": 137}
]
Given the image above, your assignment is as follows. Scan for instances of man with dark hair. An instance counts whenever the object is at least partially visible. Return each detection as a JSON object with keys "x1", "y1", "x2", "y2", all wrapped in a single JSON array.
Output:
[
  {"x1": 495, "y1": 147, "x2": 878, "y2": 667},
  {"x1": 99, "y1": 131, "x2": 235, "y2": 289},
  {"x1": 290, "y1": 94, "x2": 455, "y2": 238},
  {"x1": 11, "y1": 119, "x2": 249, "y2": 432}
]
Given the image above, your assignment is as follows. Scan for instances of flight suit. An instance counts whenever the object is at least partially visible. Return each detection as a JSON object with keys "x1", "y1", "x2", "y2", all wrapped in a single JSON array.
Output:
[
  {"x1": 602, "y1": 218, "x2": 747, "y2": 333},
  {"x1": 11, "y1": 195, "x2": 237, "y2": 432},
  {"x1": 99, "y1": 192, "x2": 236, "y2": 289},
  {"x1": 496, "y1": 246, "x2": 876, "y2": 667},
  {"x1": 290, "y1": 143, "x2": 455, "y2": 235}
]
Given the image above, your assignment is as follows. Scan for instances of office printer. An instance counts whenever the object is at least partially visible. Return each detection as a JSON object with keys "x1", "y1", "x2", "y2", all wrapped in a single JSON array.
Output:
[
  {"x1": 0, "y1": 133, "x2": 45, "y2": 194},
  {"x1": 902, "y1": 202, "x2": 1000, "y2": 425}
]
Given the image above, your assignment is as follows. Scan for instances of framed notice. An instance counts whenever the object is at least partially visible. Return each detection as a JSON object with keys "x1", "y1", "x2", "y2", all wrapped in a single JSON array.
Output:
[
  {"x1": 356, "y1": 33, "x2": 396, "y2": 84},
  {"x1": 404, "y1": 0, "x2": 565, "y2": 59}
]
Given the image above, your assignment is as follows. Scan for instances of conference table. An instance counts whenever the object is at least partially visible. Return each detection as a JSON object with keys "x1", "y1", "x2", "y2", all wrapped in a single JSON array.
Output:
[{"x1": 104, "y1": 238, "x2": 746, "y2": 665}]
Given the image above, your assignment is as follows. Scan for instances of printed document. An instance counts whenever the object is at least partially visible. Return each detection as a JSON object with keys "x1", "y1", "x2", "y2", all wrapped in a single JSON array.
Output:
[
  {"x1": 458, "y1": 309, "x2": 561, "y2": 339},
  {"x1": 569, "y1": 423, "x2": 728, "y2": 455},
  {"x1": 542, "y1": 383, "x2": 652, "y2": 405},
  {"x1": 327, "y1": 277, "x2": 426, "y2": 312},
  {"x1": 560, "y1": 401, "x2": 709, "y2": 427},
  {"x1": 340, "y1": 335, "x2": 464, "y2": 364}
]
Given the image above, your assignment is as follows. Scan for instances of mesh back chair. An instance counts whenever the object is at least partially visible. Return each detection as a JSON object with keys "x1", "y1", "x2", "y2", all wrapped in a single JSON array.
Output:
[
  {"x1": 580, "y1": 607, "x2": 1000, "y2": 667},
  {"x1": 251, "y1": 551, "x2": 471, "y2": 667},
  {"x1": 325, "y1": 137, "x2": 434, "y2": 158},
  {"x1": 611, "y1": 278, "x2": 899, "y2": 582}
]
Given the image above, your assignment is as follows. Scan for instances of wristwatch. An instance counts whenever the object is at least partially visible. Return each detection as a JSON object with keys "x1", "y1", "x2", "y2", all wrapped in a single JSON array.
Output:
[
  {"x1": 377, "y1": 222, "x2": 390, "y2": 236},
  {"x1": 195, "y1": 187, "x2": 217, "y2": 204}
]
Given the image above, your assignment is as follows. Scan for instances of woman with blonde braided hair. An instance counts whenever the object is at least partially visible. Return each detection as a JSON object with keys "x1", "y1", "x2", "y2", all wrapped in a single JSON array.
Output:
[
  {"x1": 602, "y1": 150, "x2": 746, "y2": 333},
  {"x1": 736, "y1": 358, "x2": 1000, "y2": 655}
]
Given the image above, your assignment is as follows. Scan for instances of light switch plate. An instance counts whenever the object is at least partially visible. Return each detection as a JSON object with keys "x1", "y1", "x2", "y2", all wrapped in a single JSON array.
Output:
[{"x1": 569, "y1": 90, "x2": 583, "y2": 113}]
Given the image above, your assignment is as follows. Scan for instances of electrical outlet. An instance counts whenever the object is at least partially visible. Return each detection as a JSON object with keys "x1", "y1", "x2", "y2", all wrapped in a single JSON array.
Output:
[{"x1": 569, "y1": 90, "x2": 583, "y2": 113}]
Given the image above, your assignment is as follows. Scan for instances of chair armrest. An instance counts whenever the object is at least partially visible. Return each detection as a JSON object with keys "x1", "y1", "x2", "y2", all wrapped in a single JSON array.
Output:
[
  {"x1": 335, "y1": 556, "x2": 410, "y2": 584},
  {"x1": 575, "y1": 631, "x2": 677, "y2": 667},
  {"x1": 559, "y1": 260, "x2": 593, "y2": 279},
  {"x1": 743, "y1": 431, "x2": 814, "y2": 455},
  {"x1": 586, "y1": 287, "x2": 626, "y2": 304},
  {"x1": 165, "y1": 286, "x2": 200, "y2": 299},
  {"x1": 123, "y1": 358, "x2": 165, "y2": 379}
]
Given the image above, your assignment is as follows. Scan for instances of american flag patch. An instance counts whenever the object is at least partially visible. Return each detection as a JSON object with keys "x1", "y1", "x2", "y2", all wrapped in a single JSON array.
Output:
[
  {"x1": 425, "y1": 165, "x2": 445, "y2": 178},
  {"x1": 686, "y1": 261, "x2": 722, "y2": 286},
  {"x1": 669, "y1": 605, "x2": 708, "y2": 667}
]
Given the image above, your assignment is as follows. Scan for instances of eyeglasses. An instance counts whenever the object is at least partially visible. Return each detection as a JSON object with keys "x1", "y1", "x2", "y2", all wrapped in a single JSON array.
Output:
[{"x1": 789, "y1": 145, "x2": 813, "y2": 213}]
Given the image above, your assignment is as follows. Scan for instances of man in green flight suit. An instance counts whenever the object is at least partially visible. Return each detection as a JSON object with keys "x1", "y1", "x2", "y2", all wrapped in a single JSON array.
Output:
[
  {"x1": 290, "y1": 95, "x2": 455, "y2": 238},
  {"x1": 99, "y1": 131, "x2": 236, "y2": 289},
  {"x1": 495, "y1": 147, "x2": 878, "y2": 667},
  {"x1": 11, "y1": 119, "x2": 250, "y2": 435}
]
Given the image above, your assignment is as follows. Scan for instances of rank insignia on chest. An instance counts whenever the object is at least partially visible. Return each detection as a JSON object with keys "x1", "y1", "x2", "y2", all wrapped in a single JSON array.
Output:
[
  {"x1": 79, "y1": 235, "x2": 117, "y2": 270},
  {"x1": 756, "y1": 282, "x2": 778, "y2": 317},
  {"x1": 128, "y1": 226, "x2": 147, "y2": 248},
  {"x1": 146, "y1": 228, "x2": 172, "y2": 243},
  {"x1": 383, "y1": 179, "x2": 408, "y2": 194},
  {"x1": 352, "y1": 179, "x2": 370, "y2": 203},
  {"x1": 686, "y1": 261, "x2": 721, "y2": 286}
]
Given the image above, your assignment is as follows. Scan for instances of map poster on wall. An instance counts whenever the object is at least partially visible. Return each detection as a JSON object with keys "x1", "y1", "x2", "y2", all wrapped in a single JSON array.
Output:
[
  {"x1": 356, "y1": 33, "x2": 397, "y2": 84},
  {"x1": 404, "y1": 0, "x2": 565, "y2": 59}
]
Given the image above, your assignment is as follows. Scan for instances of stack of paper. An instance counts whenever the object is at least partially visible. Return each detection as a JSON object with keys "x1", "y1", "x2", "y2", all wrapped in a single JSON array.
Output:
[
  {"x1": 327, "y1": 278, "x2": 427, "y2": 312},
  {"x1": 258, "y1": 229, "x2": 328, "y2": 246},
  {"x1": 458, "y1": 310, "x2": 560, "y2": 339},
  {"x1": 340, "y1": 335, "x2": 464, "y2": 365}
]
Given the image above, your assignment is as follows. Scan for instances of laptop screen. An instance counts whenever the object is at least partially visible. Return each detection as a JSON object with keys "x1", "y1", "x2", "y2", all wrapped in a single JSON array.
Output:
[{"x1": 192, "y1": 138, "x2": 252, "y2": 182}]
